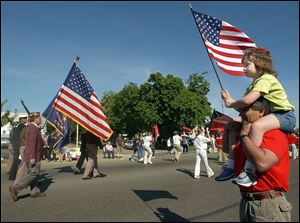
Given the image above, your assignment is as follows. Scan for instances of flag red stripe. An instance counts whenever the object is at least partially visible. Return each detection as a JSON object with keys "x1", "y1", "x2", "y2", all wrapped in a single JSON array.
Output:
[
  {"x1": 220, "y1": 35, "x2": 255, "y2": 43},
  {"x1": 54, "y1": 105, "x2": 110, "y2": 140},
  {"x1": 206, "y1": 44, "x2": 243, "y2": 59},
  {"x1": 221, "y1": 25, "x2": 242, "y2": 32},
  {"x1": 217, "y1": 65, "x2": 245, "y2": 76},
  {"x1": 219, "y1": 43, "x2": 254, "y2": 50},
  {"x1": 210, "y1": 54, "x2": 243, "y2": 67},
  {"x1": 60, "y1": 88, "x2": 108, "y2": 123},
  {"x1": 90, "y1": 93, "x2": 104, "y2": 112},
  {"x1": 56, "y1": 94, "x2": 112, "y2": 134}
]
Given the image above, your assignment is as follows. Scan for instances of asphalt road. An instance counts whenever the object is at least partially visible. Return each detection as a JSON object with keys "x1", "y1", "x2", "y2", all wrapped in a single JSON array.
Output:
[{"x1": 1, "y1": 150, "x2": 299, "y2": 222}]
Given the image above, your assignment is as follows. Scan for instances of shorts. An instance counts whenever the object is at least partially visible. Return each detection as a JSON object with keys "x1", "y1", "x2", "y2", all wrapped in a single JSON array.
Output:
[{"x1": 272, "y1": 110, "x2": 296, "y2": 133}]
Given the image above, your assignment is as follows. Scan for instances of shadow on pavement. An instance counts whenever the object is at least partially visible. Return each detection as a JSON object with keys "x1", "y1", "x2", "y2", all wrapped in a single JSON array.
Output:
[
  {"x1": 133, "y1": 189, "x2": 178, "y2": 202},
  {"x1": 176, "y1": 168, "x2": 194, "y2": 178},
  {"x1": 155, "y1": 207, "x2": 189, "y2": 222},
  {"x1": 133, "y1": 190, "x2": 186, "y2": 222},
  {"x1": 38, "y1": 173, "x2": 55, "y2": 193},
  {"x1": 162, "y1": 158, "x2": 175, "y2": 162}
]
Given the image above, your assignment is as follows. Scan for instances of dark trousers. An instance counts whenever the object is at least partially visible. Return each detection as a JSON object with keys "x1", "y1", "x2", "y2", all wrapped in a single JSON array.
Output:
[
  {"x1": 9, "y1": 151, "x2": 20, "y2": 180},
  {"x1": 182, "y1": 144, "x2": 189, "y2": 153},
  {"x1": 107, "y1": 150, "x2": 114, "y2": 159},
  {"x1": 76, "y1": 150, "x2": 88, "y2": 170}
]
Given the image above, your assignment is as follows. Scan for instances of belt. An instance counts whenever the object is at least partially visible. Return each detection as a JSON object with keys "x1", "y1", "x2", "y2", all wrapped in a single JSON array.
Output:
[{"x1": 241, "y1": 190, "x2": 283, "y2": 201}]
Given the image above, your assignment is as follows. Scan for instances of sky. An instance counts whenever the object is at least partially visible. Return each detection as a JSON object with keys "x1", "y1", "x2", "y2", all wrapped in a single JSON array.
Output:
[{"x1": 1, "y1": 1, "x2": 299, "y2": 127}]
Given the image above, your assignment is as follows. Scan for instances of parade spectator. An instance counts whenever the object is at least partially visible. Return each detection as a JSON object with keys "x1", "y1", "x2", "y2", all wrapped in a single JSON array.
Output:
[
  {"x1": 9, "y1": 112, "x2": 46, "y2": 201},
  {"x1": 138, "y1": 133, "x2": 144, "y2": 162},
  {"x1": 41, "y1": 132, "x2": 49, "y2": 160},
  {"x1": 142, "y1": 132, "x2": 153, "y2": 164},
  {"x1": 105, "y1": 141, "x2": 114, "y2": 159},
  {"x1": 181, "y1": 135, "x2": 189, "y2": 154},
  {"x1": 116, "y1": 133, "x2": 124, "y2": 158},
  {"x1": 8, "y1": 115, "x2": 28, "y2": 181},
  {"x1": 151, "y1": 137, "x2": 156, "y2": 158},
  {"x1": 172, "y1": 131, "x2": 183, "y2": 162},
  {"x1": 232, "y1": 97, "x2": 292, "y2": 221},
  {"x1": 287, "y1": 130, "x2": 299, "y2": 160},
  {"x1": 210, "y1": 134, "x2": 217, "y2": 153},
  {"x1": 217, "y1": 48, "x2": 296, "y2": 187},
  {"x1": 193, "y1": 129, "x2": 214, "y2": 179},
  {"x1": 129, "y1": 134, "x2": 141, "y2": 162},
  {"x1": 167, "y1": 137, "x2": 172, "y2": 154},
  {"x1": 215, "y1": 132, "x2": 228, "y2": 162}
]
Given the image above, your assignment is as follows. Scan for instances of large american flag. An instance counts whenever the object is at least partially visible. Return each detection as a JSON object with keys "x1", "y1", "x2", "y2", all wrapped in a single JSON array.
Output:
[
  {"x1": 53, "y1": 63, "x2": 113, "y2": 141},
  {"x1": 191, "y1": 10, "x2": 256, "y2": 76}
]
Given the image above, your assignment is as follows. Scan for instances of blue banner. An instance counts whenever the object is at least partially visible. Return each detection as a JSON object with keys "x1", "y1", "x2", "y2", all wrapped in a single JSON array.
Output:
[{"x1": 42, "y1": 95, "x2": 70, "y2": 150}]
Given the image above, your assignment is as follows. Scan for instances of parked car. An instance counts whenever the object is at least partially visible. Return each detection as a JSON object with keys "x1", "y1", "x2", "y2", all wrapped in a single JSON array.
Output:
[{"x1": 63, "y1": 146, "x2": 81, "y2": 160}]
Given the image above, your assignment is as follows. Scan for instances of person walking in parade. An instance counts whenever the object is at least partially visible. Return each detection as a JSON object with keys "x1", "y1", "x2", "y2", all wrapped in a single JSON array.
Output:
[{"x1": 9, "y1": 112, "x2": 46, "y2": 201}]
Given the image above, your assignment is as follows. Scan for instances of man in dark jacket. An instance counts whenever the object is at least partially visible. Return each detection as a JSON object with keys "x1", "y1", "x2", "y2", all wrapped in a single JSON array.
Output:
[{"x1": 8, "y1": 115, "x2": 28, "y2": 180}]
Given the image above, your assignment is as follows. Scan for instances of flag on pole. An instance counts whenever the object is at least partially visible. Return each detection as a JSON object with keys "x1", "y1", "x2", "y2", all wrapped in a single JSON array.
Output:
[
  {"x1": 42, "y1": 96, "x2": 70, "y2": 150},
  {"x1": 191, "y1": 10, "x2": 256, "y2": 76},
  {"x1": 152, "y1": 123, "x2": 159, "y2": 140},
  {"x1": 53, "y1": 62, "x2": 113, "y2": 141},
  {"x1": 209, "y1": 109, "x2": 234, "y2": 131}
]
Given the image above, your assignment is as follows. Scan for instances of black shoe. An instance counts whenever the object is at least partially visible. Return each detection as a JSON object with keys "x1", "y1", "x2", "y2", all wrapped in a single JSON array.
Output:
[
  {"x1": 99, "y1": 173, "x2": 107, "y2": 177},
  {"x1": 215, "y1": 168, "x2": 235, "y2": 181},
  {"x1": 82, "y1": 176, "x2": 93, "y2": 180}
]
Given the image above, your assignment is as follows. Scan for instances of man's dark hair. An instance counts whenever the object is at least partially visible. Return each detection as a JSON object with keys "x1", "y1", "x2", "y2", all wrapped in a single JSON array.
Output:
[{"x1": 251, "y1": 97, "x2": 270, "y2": 115}]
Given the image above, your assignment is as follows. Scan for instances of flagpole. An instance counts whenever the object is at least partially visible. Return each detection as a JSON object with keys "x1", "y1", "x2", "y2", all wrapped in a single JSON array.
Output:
[
  {"x1": 74, "y1": 55, "x2": 80, "y2": 148},
  {"x1": 188, "y1": 3, "x2": 224, "y2": 91}
]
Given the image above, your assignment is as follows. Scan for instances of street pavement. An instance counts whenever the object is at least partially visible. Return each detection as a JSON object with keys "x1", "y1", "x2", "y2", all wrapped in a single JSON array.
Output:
[{"x1": 1, "y1": 149, "x2": 299, "y2": 222}]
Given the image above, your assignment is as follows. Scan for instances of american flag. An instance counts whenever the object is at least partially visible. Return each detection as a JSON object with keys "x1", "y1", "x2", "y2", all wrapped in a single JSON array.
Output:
[
  {"x1": 53, "y1": 63, "x2": 113, "y2": 141},
  {"x1": 191, "y1": 10, "x2": 256, "y2": 76}
]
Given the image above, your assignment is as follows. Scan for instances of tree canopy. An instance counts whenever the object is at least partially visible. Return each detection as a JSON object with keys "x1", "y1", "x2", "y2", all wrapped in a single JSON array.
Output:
[{"x1": 101, "y1": 72, "x2": 211, "y2": 139}]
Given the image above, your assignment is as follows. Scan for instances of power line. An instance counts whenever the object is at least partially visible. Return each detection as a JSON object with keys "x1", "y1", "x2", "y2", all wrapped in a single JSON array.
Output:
[{"x1": 252, "y1": 16, "x2": 298, "y2": 41}]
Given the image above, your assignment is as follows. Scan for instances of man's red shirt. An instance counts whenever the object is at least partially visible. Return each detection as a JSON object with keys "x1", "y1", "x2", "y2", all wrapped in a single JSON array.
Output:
[{"x1": 234, "y1": 129, "x2": 290, "y2": 192}]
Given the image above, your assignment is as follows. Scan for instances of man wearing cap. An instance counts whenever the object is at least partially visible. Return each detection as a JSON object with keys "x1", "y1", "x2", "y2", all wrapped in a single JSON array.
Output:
[
  {"x1": 9, "y1": 112, "x2": 46, "y2": 201},
  {"x1": 8, "y1": 114, "x2": 28, "y2": 180}
]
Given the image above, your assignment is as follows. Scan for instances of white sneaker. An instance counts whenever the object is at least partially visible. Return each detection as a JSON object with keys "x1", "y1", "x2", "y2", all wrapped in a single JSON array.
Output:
[
  {"x1": 148, "y1": 161, "x2": 153, "y2": 164},
  {"x1": 208, "y1": 173, "x2": 214, "y2": 178},
  {"x1": 139, "y1": 158, "x2": 144, "y2": 162},
  {"x1": 194, "y1": 176, "x2": 200, "y2": 179}
]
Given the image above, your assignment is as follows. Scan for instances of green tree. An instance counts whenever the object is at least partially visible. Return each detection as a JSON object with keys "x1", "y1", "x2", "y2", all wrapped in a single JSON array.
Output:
[
  {"x1": 1, "y1": 100, "x2": 17, "y2": 127},
  {"x1": 100, "y1": 72, "x2": 211, "y2": 139}
]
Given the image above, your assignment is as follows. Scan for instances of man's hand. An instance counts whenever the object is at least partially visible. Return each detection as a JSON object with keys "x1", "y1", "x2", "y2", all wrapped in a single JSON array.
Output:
[
  {"x1": 240, "y1": 122, "x2": 252, "y2": 137},
  {"x1": 30, "y1": 159, "x2": 36, "y2": 165},
  {"x1": 8, "y1": 144, "x2": 14, "y2": 154}
]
